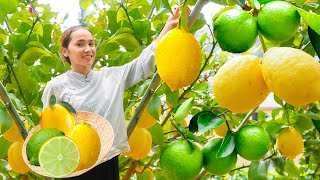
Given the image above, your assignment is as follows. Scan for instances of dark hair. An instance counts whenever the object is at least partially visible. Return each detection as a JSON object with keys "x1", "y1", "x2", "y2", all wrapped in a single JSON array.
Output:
[{"x1": 60, "y1": 25, "x2": 93, "y2": 64}]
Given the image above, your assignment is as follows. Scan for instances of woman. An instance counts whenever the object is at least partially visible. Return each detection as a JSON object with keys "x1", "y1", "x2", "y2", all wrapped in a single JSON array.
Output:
[{"x1": 41, "y1": 8, "x2": 182, "y2": 180}]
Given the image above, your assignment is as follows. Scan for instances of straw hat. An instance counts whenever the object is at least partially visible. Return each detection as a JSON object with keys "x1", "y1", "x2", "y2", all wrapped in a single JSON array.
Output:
[{"x1": 22, "y1": 111, "x2": 114, "y2": 177}]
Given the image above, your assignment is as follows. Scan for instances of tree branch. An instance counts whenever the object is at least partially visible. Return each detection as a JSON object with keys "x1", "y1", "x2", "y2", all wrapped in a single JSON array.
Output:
[
  {"x1": 0, "y1": 82, "x2": 28, "y2": 139},
  {"x1": 235, "y1": 106, "x2": 259, "y2": 132}
]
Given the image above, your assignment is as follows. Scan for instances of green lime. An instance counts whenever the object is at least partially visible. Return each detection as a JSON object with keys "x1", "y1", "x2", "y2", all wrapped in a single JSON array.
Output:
[
  {"x1": 235, "y1": 125, "x2": 270, "y2": 161},
  {"x1": 202, "y1": 138, "x2": 237, "y2": 175},
  {"x1": 160, "y1": 140, "x2": 202, "y2": 180},
  {"x1": 38, "y1": 136, "x2": 80, "y2": 178},
  {"x1": 257, "y1": 1, "x2": 300, "y2": 42},
  {"x1": 214, "y1": 9, "x2": 258, "y2": 53},
  {"x1": 26, "y1": 128, "x2": 64, "y2": 166}
]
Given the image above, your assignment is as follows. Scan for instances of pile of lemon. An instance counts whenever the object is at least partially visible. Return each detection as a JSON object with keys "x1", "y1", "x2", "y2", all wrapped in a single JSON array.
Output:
[{"x1": 25, "y1": 103, "x2": 101, "y2": 178}]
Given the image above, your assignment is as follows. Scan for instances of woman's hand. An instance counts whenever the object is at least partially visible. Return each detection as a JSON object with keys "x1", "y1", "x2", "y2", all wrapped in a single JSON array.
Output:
[{"x1": 156, "y1": 6, "x2": 190, "y2": 42}]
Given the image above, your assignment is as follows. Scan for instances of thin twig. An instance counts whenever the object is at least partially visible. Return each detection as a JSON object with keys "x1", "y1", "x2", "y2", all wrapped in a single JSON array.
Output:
[
  {"x1": 259, "y1": 32, "x2": 267, "y2": 52},
  {"x1": 194, "y1": 169, "x2": 207, "y2": 180},
  {"x1": 235, "y1": 106, "x2": 259, "y2": 132}
]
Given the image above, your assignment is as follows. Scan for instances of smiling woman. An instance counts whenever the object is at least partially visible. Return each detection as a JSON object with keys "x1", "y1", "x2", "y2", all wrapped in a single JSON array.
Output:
[{"x1": 60, "y1": 26, "x2": 96, "y2": 75}]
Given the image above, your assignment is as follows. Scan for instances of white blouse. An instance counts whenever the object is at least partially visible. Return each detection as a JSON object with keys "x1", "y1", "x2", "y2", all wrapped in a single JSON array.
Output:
[{"x1": 41, "y1": 41, "x2": 157, "y2": 162}]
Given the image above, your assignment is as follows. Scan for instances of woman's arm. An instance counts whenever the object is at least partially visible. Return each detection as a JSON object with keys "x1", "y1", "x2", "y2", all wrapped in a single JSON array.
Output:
[{"x1": 156, "y1": 8, "x2": 181, "y2": 42}]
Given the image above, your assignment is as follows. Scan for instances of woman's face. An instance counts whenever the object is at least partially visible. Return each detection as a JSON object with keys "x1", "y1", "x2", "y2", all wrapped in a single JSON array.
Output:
[{"x1": 62, "y1": 29, "x2": 96, "y2": 74}]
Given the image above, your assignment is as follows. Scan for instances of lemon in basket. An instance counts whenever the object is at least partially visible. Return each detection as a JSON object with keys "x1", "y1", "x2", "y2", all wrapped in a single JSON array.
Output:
[
  {"x1": 70, "y1": 123, "x2": 101, "y2": 170},
  {"x1": 26, "y1": 128, "x2": 65, "y2": 166},
  {"x1": 38, "y1": 136, "x2": 80, "y2": 178}
]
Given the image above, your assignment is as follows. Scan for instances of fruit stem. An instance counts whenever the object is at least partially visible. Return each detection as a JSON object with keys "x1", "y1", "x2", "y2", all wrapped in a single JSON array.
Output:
[
  {"x1": 123, "y1": 160, "x2": 138, "y2": 180},
  {"x1": 194, "y1": 169, "x2": 207, "y2": 180},
  {"x1": 259, "y1": 32, "x2": 267, "y2": 52},
  {"x1": 0, "y1": 82, "x2": 28, "y2": 139},
  {"x1": 235, "y1": 107, "x2": 259, "y2": 132}
]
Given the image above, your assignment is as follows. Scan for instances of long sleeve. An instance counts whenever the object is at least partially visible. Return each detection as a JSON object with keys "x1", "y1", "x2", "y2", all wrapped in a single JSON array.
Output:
[
  {"x1": 41, "y1": 81, "x2": 55, "y2": 110},
  {"x1": 120, "y1": 41, "x2": 158, "y2": 88}
]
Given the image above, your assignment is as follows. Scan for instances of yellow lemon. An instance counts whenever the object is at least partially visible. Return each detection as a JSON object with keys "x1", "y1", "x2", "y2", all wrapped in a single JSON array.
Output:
[
  {"x1": 70, "y1": 123, "x2": 101, "y2": 170},
  {"x1": 262, "y1": 47, "x2": 320, "y2": 106},
  {"x1": 2, "y1": 121, "x2": 24, "y2": 143},
  {"x1": 40, "y1": 103, "x2": 75, "y2": 136},
  {"x1": 213, "y1": 55, "x2": 269, "y2": 113},
  {"x1": 124, "y1": 127, "x2": 152, "y2": 160},
  {"x1": 156, "y1": 28, "x2": 202, "y2": 90},
  {"x1": 137, "y1": 107, "x2": 160, "y2": 128},
  {"x1": 8, "y1": 142, "x2": 30, "y2": 174},
  {"x1": 214, "y1": 122, "x2": 229, "y2": 137},
  {"x1": 276, "y1": 127, "x2": 304, "y2": 159}
]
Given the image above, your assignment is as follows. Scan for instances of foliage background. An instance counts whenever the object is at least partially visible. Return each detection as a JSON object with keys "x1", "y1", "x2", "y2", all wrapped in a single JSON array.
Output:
[{"x1": 0, "y1": 0, "x2": 320, "y2": 179}]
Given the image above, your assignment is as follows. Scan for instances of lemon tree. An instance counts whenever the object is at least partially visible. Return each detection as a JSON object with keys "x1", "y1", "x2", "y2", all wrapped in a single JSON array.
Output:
[{"x1": 1, "y1": 0, "x2": 320, "y2": 179}]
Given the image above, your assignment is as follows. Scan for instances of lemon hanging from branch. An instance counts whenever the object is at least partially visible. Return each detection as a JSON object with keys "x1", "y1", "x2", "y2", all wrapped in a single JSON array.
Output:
[{"x1": 155, "y1": 28, "x2": 202, "y2": 90}]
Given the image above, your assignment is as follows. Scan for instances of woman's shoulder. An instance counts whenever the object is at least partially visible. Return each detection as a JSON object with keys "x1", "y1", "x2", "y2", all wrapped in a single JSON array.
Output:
[{"x1": 46, "y1": 72, "x2": 69, "y2": 86}]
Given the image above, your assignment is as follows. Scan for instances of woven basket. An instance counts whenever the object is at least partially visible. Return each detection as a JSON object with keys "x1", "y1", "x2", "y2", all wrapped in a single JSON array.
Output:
[{"x1": 22, "y1": 111, "x2": 114, "y2": 178}]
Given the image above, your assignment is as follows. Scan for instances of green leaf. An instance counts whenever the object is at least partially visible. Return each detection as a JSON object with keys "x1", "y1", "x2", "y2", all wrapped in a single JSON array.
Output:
[
  {"x1": 20, "y1": 47, "x2": 52, "y2": 66},
  {"x1": 9, "y1": 33, "x2": 28, "y2": 53},
  {"x1": 0, "y1": 0, "x2": 18, "y2": 14},
  {"x1": 292, "y1": 114, "x2": 315, "y2": 132},
  {"x1": 148, "y1": 122, "x2": 164, "y2": 145},
  {"x1": 308, "y1": 26, "x2": 320, "y2": 58},
  {"x1": 161, "y1": 0, "x2": 173, "y2": 15},
  {"x1": 80, "y1": 0, "x2": 93, "y2": 9},
  {"x1": 189, "y1": 110, "x2": 211, "y2": 132},
  {"x1": 139, "y1": 170, "x2": 153, "y2": 180},
  {"x1": 284, "y1": 160, "x2": 300, "y2": 177},
  {"x1": 312, "y1": 120, "x2": 320, "y2": 134},
  {"x1": 108, "y1": 33, "x2": 140, "y2": 50},
  {"x1": 198, "y1": 112, "x2": 225, "y2": 133},
  {"x1": 0, "y1": 107, "x2": 12, "y2": 134},
  {"x1": 264, "y1": 121, "x2": 282, "y2": 138},
  {"x1": 211, "y1": 0, "x2": 237, "y2": 5},
  {"x1": 60, "y1": 101, "x2": 76, "y2": 114},
  {"x1": 165, "y1": 87, "x2": 179, "y2": 108},
  {"x1": 174, "y1": 98, "x2": 194, "y2": 123},
  {"x1": 104, "y1": 0, "x2": 119, "y2": 6},
  {"x1": 271, "y1": 157, "x2": 286, "y2": 175},
  {"x1": 49, "y1": 95, "x2": 56, "y2": 109},
  {"x1": 189, "y1": 13, "x2": 206, "y2": 33},
  {"x1": 216, "y1": 130, "x2": 235, "y2": 158},
  {"x1": 248, "y1": 161, "x2": 268, "y2": 180},
  {"x1": 305, "y1": 112, "x2": 320, "y2": 120},
  {"x1": 0, "y1": 29, "x2": 6, "y2": 45},
  {"x1": 148, "y1": 94, "x2": 161, "y2": 121},
  {"x1": 296, "y1": 8, "x2": 320, "y2": 35},
  {"x1": 179, "y1": 4, "x2": 188, "y2": 31},
  {"x1": 274, "y1": 95, "x2": 283, "y2": 106},
  {"x1": 0, "y1": 137, "x2": 12, "y2": 159},
  {"x1": 154, "y1": 0, "x2": 161, "y2": 10}
]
